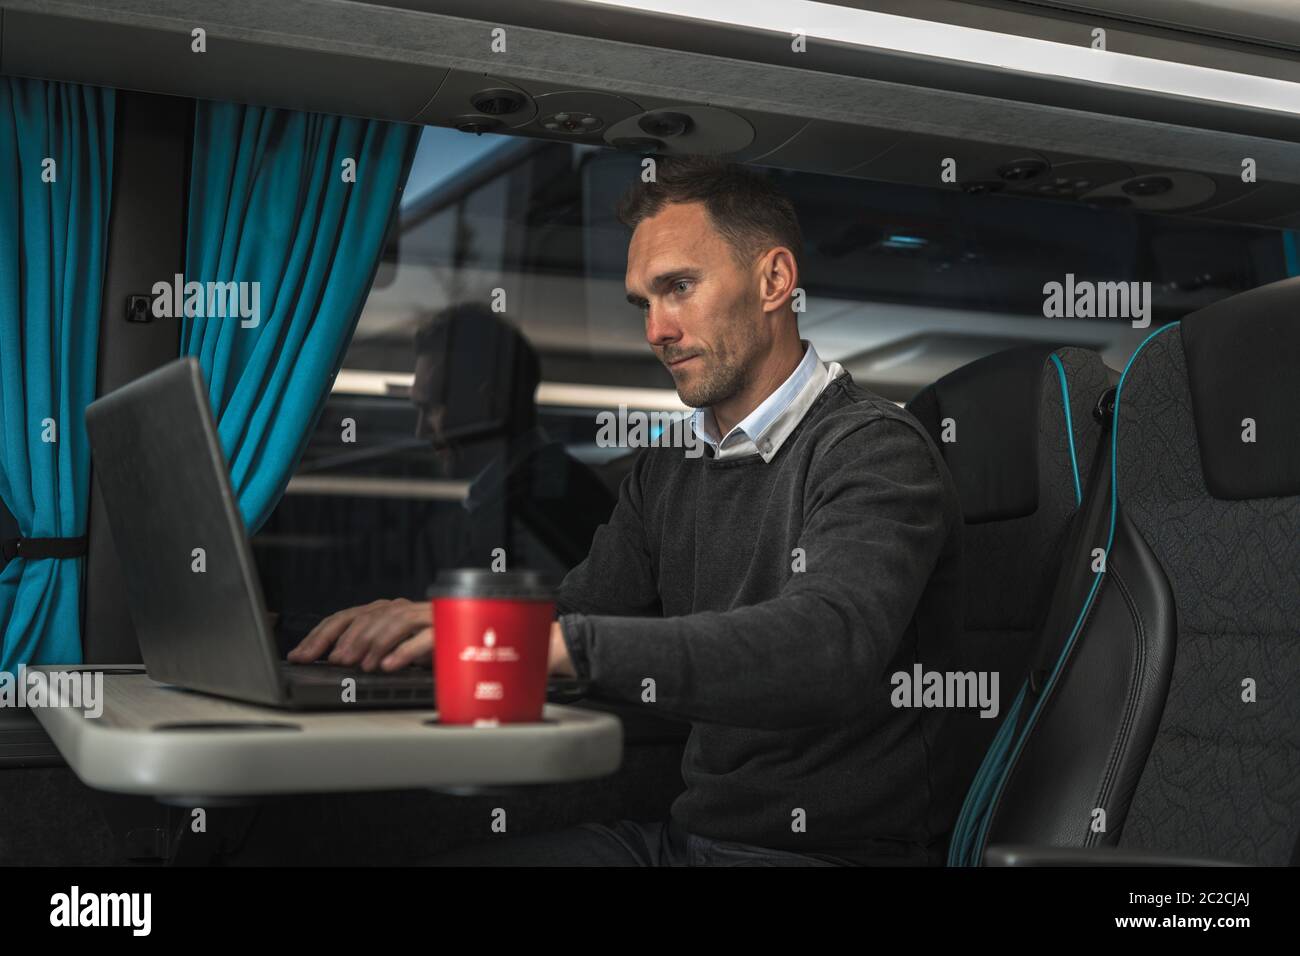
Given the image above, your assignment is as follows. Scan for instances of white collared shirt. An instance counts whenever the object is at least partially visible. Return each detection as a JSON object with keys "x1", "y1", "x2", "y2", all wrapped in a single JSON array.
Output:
[{"x1": 690, "y1": 339, "x2": 846, "y2": 463}]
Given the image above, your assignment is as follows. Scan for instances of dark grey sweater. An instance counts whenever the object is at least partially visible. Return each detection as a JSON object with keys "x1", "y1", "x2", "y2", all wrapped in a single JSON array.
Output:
[{"x1": 557, "y1": 372, "x2": 964, "y2": 864}]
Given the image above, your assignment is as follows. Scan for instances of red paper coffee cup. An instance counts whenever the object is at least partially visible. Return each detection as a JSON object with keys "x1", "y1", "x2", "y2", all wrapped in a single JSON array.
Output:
[{"x1": 429, "y1": 569, "x2": 556, "y2": 726}]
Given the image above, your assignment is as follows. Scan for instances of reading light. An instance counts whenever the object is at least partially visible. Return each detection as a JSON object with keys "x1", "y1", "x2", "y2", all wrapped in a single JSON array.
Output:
[
  {"x1": 541, "y1": 111, "x2": 605, "y2": 134},
  {"x1": 882, "y1": 234, "x2": 927, "y2": 249}
]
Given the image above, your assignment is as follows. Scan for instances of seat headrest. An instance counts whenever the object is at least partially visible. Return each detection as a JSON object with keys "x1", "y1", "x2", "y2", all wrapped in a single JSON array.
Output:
[
  {"x1": 907, "y1": 345, "x2": 1108, "y2": 523},
  {"x1": 1181, "y1": 276, "x2": 1300, "y2": 500}
]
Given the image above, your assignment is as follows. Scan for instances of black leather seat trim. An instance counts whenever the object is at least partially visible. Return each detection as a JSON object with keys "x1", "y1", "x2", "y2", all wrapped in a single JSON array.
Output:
[{"x1": 984, "y1": 508, "x2": 1177, "y2": 850}]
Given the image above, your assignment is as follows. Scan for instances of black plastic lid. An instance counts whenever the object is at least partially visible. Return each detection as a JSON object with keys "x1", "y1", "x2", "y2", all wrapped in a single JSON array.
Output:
[{"x1": 427, "y1": 568, "x2": 557, "y2": 600}]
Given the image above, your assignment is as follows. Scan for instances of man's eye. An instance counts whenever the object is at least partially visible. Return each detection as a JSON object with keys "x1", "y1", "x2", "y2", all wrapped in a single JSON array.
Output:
[{"x1": 673, "y1": 280, "x2": 692, "y2": 294}]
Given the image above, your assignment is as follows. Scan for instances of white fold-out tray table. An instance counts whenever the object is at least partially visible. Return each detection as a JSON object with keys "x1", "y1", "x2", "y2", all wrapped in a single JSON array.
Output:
[{"x1": 27, "y1": 667, "x2": 623, "y2": 799}]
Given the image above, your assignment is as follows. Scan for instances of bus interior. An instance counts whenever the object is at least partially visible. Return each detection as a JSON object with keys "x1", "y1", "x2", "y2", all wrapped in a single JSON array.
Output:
[{"x1": 0, "y1": 0, "x2": 1297, "y2": 881}]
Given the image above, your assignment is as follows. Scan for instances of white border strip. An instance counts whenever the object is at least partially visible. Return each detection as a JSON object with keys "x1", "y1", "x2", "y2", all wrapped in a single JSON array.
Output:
[
  {"x1": 537, "y1": 382, "x2": 689, "y2": 411},
  {"x1": 577, "y1": 0, "x2": 1300, "y2": 116},
  {"x1": 332, "y1": 369, "x2": 690, "y2": 411},
  {"x1": 284, "y1": 475, "x2": 470, "y2": 500}
]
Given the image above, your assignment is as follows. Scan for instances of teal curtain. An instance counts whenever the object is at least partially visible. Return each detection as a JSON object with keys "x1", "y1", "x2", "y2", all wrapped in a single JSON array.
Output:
[
  {"x1": 182, "y1": 102, "x2": 418, "y2": 530},
  {"x1": 0, "y1": 79, "x2": 115, "y2": 670}
]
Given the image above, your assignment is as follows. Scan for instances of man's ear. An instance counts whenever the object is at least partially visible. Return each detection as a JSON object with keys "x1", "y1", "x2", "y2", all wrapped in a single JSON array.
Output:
[{"x1": 757, "y1": 246, "x2": 798, "y2": 314}]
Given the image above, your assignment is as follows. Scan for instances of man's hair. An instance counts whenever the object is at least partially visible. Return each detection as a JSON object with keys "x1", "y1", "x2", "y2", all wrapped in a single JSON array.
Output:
[
  {"x1": 615, "y1": 155, "x2": 803, "y2": 269},
  {"x1": 414, "y1": 302, "x2": 541, "y2": 428}
]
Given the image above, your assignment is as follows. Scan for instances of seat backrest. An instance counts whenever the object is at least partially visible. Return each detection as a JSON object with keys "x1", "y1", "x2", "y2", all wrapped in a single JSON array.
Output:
[
  {"x1": 907, "y1": 345, "x2": 1115, "y2": 795},
  {"x1": 968, "y1": 278, "x2": 1300, "y2": 865}
]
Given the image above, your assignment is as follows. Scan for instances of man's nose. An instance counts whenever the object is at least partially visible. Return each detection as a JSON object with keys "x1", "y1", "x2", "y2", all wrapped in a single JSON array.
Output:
[
  {"x1": 415, "y1": 405, "x2": 444, "y2": 439},
  {"x1": 644, "y1": 304, "x2": 680, "y2": 350}
]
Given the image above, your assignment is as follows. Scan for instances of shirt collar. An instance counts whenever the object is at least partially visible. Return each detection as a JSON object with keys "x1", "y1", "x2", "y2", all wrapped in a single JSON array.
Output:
[{"x1": 691, "y1": 339, "x2": 835, "y2": 463}]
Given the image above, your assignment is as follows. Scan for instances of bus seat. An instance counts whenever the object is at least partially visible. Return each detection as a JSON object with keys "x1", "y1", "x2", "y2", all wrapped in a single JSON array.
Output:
[
  {"x1": 970, "y1": 277, "x2": 1300, "y2": 865},
  {"x1": 906, "y1": 344, "x2": 1116, "y2": 802}
]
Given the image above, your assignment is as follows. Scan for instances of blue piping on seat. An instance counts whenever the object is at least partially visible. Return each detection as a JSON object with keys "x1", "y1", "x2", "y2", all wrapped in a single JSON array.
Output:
[{"x1": 1049, "y1": 352, "x2": 1083, "y2": 507}]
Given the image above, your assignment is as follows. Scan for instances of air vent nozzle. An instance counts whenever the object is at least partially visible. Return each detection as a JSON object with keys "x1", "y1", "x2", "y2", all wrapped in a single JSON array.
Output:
[
  {"x1": 638, "y1": 111, "x2": 692, "y2": 138},
  {"x1": 1122, "y1": 175, "x2": 1174, "y2": 197},
  {"x1": 470, "y1": 89, "x2": 526, "y2": 116},
  {"x1": 452, "y1": 115, "x2": 503, "y2": 135},
  {"x1": 997, "y1": 158, "x2": 1049, "y2": 181}
]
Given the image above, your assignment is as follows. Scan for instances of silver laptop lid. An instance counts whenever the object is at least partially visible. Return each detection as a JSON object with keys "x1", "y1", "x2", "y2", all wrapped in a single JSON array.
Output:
[{"x1": 84, "y1": 357, "x2": 284, "y2": 705}]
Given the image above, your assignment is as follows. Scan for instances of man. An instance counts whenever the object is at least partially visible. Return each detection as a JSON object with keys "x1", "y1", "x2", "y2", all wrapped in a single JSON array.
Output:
[
  {"x1": 291, "y1": 156, "x2": 964, "y2": 865},
  {"x1": 410, "y1": 302, "x2": 617, "y2": 571},
  {"x1": 270, "y1": 303, "x2": 616, "y2": 651}
]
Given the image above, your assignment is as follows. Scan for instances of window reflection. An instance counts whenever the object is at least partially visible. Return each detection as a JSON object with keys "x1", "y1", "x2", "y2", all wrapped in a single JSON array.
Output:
[{"x1": 252, "y1": 126, "x2": 1294, "y2": 627}]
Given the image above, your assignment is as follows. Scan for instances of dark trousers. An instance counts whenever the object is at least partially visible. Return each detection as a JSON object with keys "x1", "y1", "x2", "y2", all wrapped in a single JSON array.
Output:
[{"x1": 424, "y1": 818, "x2": 859, "y2": 866}]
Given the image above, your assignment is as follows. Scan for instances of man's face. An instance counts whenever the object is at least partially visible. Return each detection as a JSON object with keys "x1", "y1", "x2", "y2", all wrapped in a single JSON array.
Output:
[
  {"x1": 411, "y1": 349, "x2": 445, "y2": 442},
  {"x1": 625, "y1": 202, "x2": 767, "y2": 409}
]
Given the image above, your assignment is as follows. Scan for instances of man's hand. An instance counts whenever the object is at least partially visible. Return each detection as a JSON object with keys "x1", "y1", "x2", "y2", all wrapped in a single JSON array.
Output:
[
  {"x1": 548, "y1": 621, "x2": 576, "y2": 678},
  {"x1": 287, "y1": 599, "x2": 432, "y2": 672},
  {"x1": 290, "y1": 602, "x2": 575, "y2": 677}
]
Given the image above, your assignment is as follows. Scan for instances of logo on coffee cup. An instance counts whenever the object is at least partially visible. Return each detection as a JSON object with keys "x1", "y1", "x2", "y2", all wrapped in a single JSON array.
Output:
[{"x1": 459, "y1": 627, "x2": 519, "y2": 663}]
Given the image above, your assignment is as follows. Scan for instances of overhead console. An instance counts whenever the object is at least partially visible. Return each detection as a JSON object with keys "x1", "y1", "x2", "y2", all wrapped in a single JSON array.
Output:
[{"x1": 2, "y1": 0, "x2": 1299, "y2": 228}]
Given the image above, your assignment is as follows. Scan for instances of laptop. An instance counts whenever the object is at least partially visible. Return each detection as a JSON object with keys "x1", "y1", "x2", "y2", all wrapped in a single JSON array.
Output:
[{"x1": 84, "y1": 357, "x2": 583, "y2": 711}]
